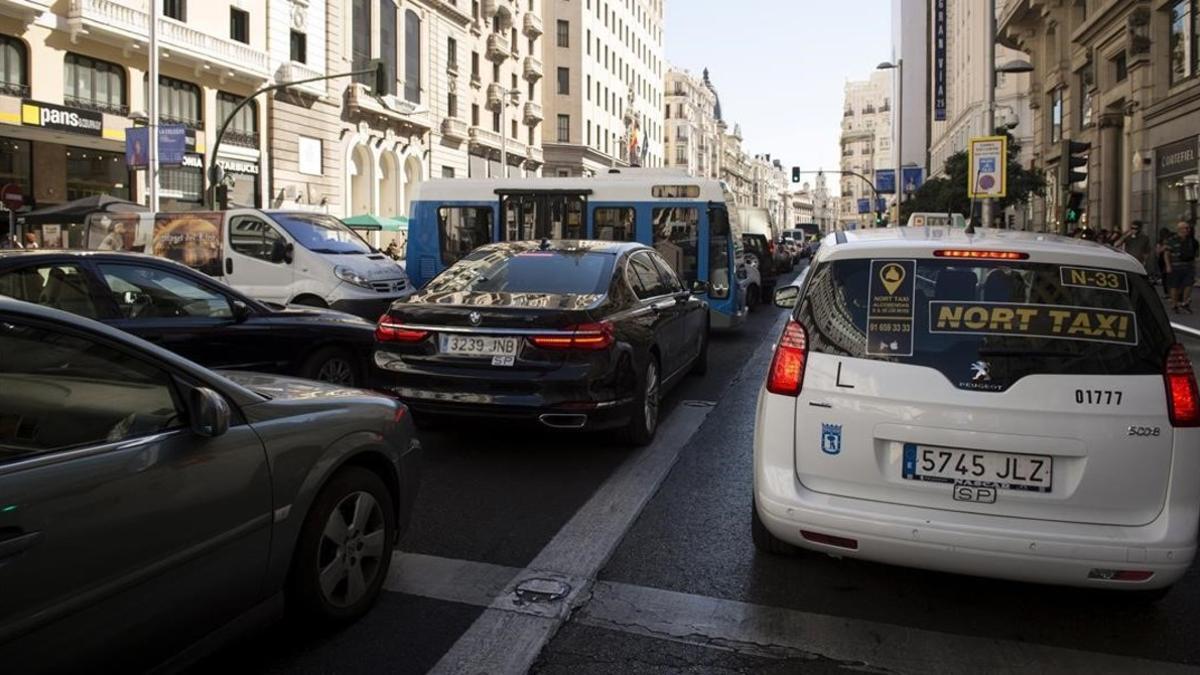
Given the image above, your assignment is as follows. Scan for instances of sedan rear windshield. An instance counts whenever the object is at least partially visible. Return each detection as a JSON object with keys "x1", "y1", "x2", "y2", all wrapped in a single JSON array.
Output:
[
  {"x1": 425, "y1": 249, "x2": 615, "y2": 296},
  {"x1": 797, "y1": 258, "x2": 1174, "y2": 391}
]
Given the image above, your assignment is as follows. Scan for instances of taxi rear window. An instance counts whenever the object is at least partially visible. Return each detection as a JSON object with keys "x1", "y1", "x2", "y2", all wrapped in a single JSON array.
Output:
[{"x1": 797, "y1": 258, "x2": 1174, "y2": 391}]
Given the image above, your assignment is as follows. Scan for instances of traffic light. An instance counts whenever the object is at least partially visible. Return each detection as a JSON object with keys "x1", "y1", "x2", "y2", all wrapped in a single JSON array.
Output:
[
  {"x1": 1061, "y1": 139, "x2": 1090, "y2": 187},
  {"x1": 369, "y1": 58, "x2": 388, "y2": 96},
  {"x1": 874, "y1": 210, "x2": 885, "y2": 227},
  {"x1": 1065, "y1": 191, "x2": 1085, "y2": 224},
  {"x1": 792, "y1": 166, "x2": 801, "y2": 183}
]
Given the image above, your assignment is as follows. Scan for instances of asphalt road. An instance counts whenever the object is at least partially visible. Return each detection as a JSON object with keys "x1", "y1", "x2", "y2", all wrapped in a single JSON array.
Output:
[{"x1": 195, "y1": 265, "x2": 1200, "y2": 675}]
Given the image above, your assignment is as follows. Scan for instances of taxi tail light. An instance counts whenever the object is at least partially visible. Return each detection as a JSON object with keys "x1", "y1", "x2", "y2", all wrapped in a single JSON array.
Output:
[
  {"x1": 1088, "y1": 569, "x2": 1154, "y2": 582},
  {"x1": 530, "y1": 322, "x2": 615, "y2": 351},
  {"x1": 766, "y1": 319, "x2": 808, "y2": 396},
  {"x1": 375, "y1": 316, "x2": 430, "y2": 343},
  {"x1": 933, "y1": 249, "x2": 1029, "y2": 260},
  {"x1": 1165, "y1": 343, "x2": 1199, "y2": 427}
]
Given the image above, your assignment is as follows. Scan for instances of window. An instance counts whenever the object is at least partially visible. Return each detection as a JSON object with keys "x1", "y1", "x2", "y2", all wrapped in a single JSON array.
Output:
[
  {"x1": 163, "y1": 0, "x2": 186, "y2": 21},
  {"x1": 405, "y1": 9, "x2": 422, "y2": 103},
  {"x1": 557, "y1": 20, "x2": 570, "y2": 47},
  {"x1": 228, "y1": 216, "x2": 288, "y2": 264},
  {"x1": 650, "y1": 253, "x2": 684, "y2": 293},
  {"x1": 447, "y1": 37, "x2": 458, "y2": 72},
  {"x1": 217, "y1": 93, "x2": 258, "y2": 148},
  {"x1": 587, "y1": 29, "x2": 591, "y2": 54},
  {"x1": 1049, "y1": 87, "x2": 1063, "y2": 143},
  {"x1": 652, "y1": 207, "x2": 699, "y2": 287},
  {"x1": 442, "y1": 166, "x2": 455, "y2": 178},
  {"x1": 706, "y1": 206, "x2": 732, "y2": 299},
  {"x1": 586, "y1": 74, "x2": 591, "y2": 100},
  {"x1": 1079, "y1": 62, "x2": 1094, "y2": 129},
  {"x1": 64, "y1": 53, "x2": 127, "y2": 115},
  {"x1": 0, "y1": 321, "x2": 183, "y2": 457},
  {"x1": 290, "y1": 30, "x2": 307, "y2": 63},
  {"x1": 627, "y1": 252, "x2": 669, "y2": 299},
  {"x1": 352, "y1": 0, "x2": 371, "y2": 87},
  {"x1": 0, "y1": 35, "x2": 28, "y2": 97},
  {"x1": 492, "y1": 110, "x2": 500, "y2": 132},
  {"x1": 448, "y1": 90, "x2": 458, "y2": 118},
  {"x1": 594, "y1": 207, "x2": 636, "y2": 241},
  {"x1": 376, "y1": 1, "x2": 397, "y2": 96},
  {"x1": 230, "y1": 8, "x2": 249, "y2": 44},
  {"x1": 1114, "y1": 51, "x2": 1128, "y2": 82},
  {"x1": 0, "y1": 264, "x2": 98, "y2": 318},
  {"x1": 99, "y1": 264, "x2": 232, "y2": 320},
  {"x1": 1169, "y1": 0, "x2": 1196, "y2": 85},
  {"x1": 557, "y1": 114, "x2": 570, "y2": 142},
  {"x1": 557, "y1": 67, "x2": 570, "y2": 95},
  {"x1": 472, "y1": 103, "x2": 480, "y2": 126},
  {"x1": 437, "y1": 207, "x2": 494, "y2": 266}
]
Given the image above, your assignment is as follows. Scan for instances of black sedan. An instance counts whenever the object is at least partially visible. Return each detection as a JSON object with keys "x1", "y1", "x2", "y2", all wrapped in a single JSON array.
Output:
[
  {"x1": 0, "y1": 250, "x2": 377, "y2": 387},
  {"x1": 373, "y1": 241, "x2": 709, "y2": 445}
]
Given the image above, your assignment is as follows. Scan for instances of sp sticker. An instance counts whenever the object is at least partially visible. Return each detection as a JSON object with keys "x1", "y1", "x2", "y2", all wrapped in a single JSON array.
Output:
[{"x1": 821, "y1": 423, "x2": 843, "y2": 456}]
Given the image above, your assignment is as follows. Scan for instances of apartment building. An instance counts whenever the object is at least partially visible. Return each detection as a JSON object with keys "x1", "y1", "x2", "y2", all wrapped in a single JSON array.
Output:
[
  {"x1": 838, "y1": 71, "x2": 893, "y2": 229},
  {"x1": 540, "y1": 0, "x2": 665, "y2": 176},
  {"x1": 0, "y1": 0, "x2": 270, "y2": 215},
  {"x1": 663, "y1": 66, "x2": 721, "y2": 179}
]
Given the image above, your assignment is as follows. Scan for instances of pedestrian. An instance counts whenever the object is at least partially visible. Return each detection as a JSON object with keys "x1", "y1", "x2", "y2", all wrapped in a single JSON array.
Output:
[
  {"x1": 0, "y1": 233, "x2": 20, "y2": 249},
  {"x1": 1115, "y1": 220, "x2": 1152, "y2": 271},
  {"x1": 22, "y1": 232, "x2": 38, "y2": 249},
  {"x1": 1164, "y1": 220, "x2": 1197, "y2": 313}
]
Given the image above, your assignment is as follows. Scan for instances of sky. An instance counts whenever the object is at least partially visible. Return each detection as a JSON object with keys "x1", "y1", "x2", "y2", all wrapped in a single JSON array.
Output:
[{"x1": 665, "y1": 0, "x2": 893, "y2": 196}]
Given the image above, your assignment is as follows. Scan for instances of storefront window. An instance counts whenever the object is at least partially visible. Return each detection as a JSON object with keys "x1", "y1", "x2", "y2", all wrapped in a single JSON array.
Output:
[
  {"x1": 224, "y1": 170, "x2": 261, "y2": 209},
  {"x1": 65, "y1": 147, "x2": 130, "y2": 201},
  {"x1": 1170, "y1": 0, "x2": 1196, "y2": 85},
  {"x1": 216, "y1": 93, "x2": 259, "y2": 148},
  {"x1": 0, "y1": 137, "x2": 30, "y2": 193},
  {"x1": 64, "y1": 53, "x2": 127, "y2": 115},
  {"x1": 160, "y1": 165, "x2": 204, "y2": 211},
  {"x1": 0, "y1": 36, "x2": 28, "y2": 97}
]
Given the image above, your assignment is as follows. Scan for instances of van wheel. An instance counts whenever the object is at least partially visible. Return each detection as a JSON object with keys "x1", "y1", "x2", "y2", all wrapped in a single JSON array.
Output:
[
  {"x1": 293, "y1": 295, "x2": 328, "y2": 309},
  {"x1": 751, "y1": 499, "x2": 798, "y2": 556},
  {"x1": 289, "y1": 466, "x2": 396, "y2": 623},
  {"x1": 303, "y1": 347, "x2": 359, "y2": 387},
  {"x1": 620, "y1": 355, "x2": 660, "y2": 446}
]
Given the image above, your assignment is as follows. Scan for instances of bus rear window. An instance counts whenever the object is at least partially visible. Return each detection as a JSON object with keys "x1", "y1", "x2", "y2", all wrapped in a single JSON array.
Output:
[
  {"x1": 798, "y1": 259, "x2": 1173, "y2": 391},
  {"x1": 439, "y1": 207, "x2": 493, "y2": 267}
]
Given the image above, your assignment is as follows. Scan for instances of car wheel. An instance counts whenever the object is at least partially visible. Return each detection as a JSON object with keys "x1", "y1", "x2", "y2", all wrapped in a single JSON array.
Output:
[
  {"x1": 690, "y1": 323, "x2": 709, "y2": 376},
  {"x1": 620, "y1": 355, "x2": 661, "y2": 446},
  {"x1": 303, "y1": 347, "x2": 359, "y2": 387},
  {"x1": 751, "y1": 499, "x2": 798, "y2": 556},
  {"x1": 289, "y1": 466, "x2": 396, "y2": 623}
]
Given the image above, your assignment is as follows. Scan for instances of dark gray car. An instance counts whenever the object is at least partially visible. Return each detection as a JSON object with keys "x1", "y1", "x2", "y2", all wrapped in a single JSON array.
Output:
[{"x1": 0, "y1": 297, "x2": 420, "y2": 673}]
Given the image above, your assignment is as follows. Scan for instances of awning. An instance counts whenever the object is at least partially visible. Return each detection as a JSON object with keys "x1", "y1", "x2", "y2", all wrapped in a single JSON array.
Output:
[{"x1": 344, "y1": 214, "x2": 408, "y2": 232}]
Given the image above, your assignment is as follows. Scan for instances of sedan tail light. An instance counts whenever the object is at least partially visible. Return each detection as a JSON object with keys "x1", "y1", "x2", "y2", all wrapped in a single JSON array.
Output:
[
  {"x1": 1165, "y1": 343, "x2": 1199, "y2": 427},
  {"x1": 530, "y1": 322, "x2": 615, "y2": 351},
  {"x1": 375, "y1": 315, "x2": 430, "y2": 343},
  {"x1": 766, "y1": 319, "x2": 808, "y2": 396}
]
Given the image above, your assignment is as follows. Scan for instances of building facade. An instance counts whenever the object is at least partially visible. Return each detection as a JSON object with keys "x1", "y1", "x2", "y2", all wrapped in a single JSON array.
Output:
[
  {"x1": 1001, "y1": 0, "x2": 1200, "y2": 236},
  {"x1": 540, "y1": 0, "x2": 665, "y2": 176},
  {"x1": 0, "y1": 0, "x2": 271, "y2": 221},
  {"x1": 838, "y1": 71, "x2": 893, "y2": 229},
  {"x1": 663, "y1": 66, "x2": 720, "y2": 179}
]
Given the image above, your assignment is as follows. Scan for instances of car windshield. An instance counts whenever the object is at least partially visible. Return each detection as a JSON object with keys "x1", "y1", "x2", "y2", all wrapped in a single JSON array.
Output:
[
  {"x1": 425, "y1": 248, "x2": 615, "y2": 296},
  {"x1": 272, "y1": 213, "x2": 375, "y2": 255}
]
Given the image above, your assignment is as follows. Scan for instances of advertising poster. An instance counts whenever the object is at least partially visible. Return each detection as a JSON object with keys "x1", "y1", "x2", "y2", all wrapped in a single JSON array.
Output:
[
  {"x1": 866, "y1": 259, "x2": 916, "y2": 357},
  {"x1": 40, "y1": 224, "x2": 62, "y2": 249},
  {"x1": 152, "y1": 213, "x2": 224, "y2": 277},
  {"x1": 87, "y1": 213, "x2": 144, "y2": 251}
]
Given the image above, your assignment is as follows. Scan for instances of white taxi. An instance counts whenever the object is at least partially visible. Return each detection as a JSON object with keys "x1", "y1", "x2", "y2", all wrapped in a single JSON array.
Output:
[{"x1": 753, "y1": 227, "x2": 1200, "y2": 596}]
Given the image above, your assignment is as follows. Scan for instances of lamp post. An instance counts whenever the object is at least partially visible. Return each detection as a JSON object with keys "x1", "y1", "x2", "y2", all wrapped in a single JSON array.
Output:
[
  {"x1": 981, "y1": 0, "x2": 1035, "y2": 227},
  {"x1": 496, "y1": 86, "x2": 521, "y2": 179},
  {"x1": 148, "y1": 0, "x2": 159, "y2": 211},
  {"x1": 876, "y1": 59, "x2": 902, "y2": 224}
]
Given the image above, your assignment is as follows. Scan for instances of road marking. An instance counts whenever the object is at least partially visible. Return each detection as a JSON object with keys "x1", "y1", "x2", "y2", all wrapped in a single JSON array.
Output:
[{"x1": 388, "y1": 552, "x2": 1200, "y2": 674}]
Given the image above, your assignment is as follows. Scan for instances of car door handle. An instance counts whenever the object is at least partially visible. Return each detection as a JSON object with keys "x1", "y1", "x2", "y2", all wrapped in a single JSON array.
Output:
[
  {"x1": 0, "y1": 531, "x2": 42, "y2": 561},
  {"x1": 651, "y1": 299, "x2": 676, "y2": 312}
]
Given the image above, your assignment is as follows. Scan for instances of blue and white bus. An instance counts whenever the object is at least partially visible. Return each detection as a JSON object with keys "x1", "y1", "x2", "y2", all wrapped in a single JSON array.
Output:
[{"x1": 404, "y1": 170, "x2": 747, "y2": 329}]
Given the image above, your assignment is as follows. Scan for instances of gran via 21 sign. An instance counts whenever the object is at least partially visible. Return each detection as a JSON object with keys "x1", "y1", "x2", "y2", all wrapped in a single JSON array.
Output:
[{"x1": 21, "y1": 100, "x2": 104, "y2": 137}]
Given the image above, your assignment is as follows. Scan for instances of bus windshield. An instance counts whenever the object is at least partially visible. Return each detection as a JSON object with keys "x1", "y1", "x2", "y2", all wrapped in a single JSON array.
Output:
[{"x1": 273, "y1": 213, "x2": 375, "y2": 255}]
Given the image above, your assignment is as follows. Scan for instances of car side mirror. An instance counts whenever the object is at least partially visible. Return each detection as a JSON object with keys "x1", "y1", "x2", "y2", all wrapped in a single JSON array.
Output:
[
  {"x1": 190, "y1": 387, "x2": 230, "y2": 438},
  {"x1": 284, "y1": 242, "x2": 295, "y2": 264},
  {"x1": 231, "y1": 299, "x2": 252, "y2": 323},
  {"x1": 774, "y1": 285, "x2": 801, "y2": 309},
  {"x1": 690, "y1": 280, "x2": 708, "y2": 295}
]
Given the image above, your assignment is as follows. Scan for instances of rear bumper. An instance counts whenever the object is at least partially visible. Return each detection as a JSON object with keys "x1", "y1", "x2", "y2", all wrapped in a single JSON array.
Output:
[{"x1": 754, "y1": 391, "x2": 1200, "y2": 590}]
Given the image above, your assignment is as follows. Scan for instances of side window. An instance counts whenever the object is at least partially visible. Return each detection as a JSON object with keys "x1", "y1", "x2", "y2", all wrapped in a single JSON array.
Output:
[
  {"x1": 98, "y1": 264, "x2": 233, "y2": 319},
  {"x1": 229, "y1": 216, "x2": 287, "y2": 263},
  {"x1": 627, "y1": 253, "x2": 669, "y2": 300},
  {"x1": 0, "y1": 264, "x2": 99, "y2": 318},
  {"x1": 651, "y1": 207, "x2": 699, "y2": 285},
  {"x1": 0, "y1": 320, "x2": 184, "y2": 459},
  {"x1": 438, "y1": 207, "x2": 494, "y2": 266},
  {"x1": 649, "y1": 252, "x2": 684, "y2": 293},
  {"x1": 594, "y1": 207, "x2": 637, "y2": 241}
]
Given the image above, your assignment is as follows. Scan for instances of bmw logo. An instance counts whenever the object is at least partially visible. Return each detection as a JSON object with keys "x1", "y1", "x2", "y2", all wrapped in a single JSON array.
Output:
[{"x1": 469, "y1": 311, "x2": 482, "y2": 326}]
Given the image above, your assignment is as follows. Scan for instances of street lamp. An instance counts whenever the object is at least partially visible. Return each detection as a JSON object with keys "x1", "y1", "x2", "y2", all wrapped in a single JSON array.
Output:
[{"x1": 877, "y1": 59, "x2": 902, "y2": 225}]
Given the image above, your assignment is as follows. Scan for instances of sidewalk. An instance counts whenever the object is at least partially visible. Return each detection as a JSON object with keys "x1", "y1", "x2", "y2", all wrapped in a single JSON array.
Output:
[{"x1": 1169, "y1": 288, "x2": 1200, "y2": 338}]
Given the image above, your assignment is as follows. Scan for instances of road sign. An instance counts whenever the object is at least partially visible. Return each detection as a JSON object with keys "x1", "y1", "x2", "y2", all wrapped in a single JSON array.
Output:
[
  {"x1": 968, "y1": 136, "x2": 1007, "y2": 199},
  {"x1": 857, "y1": 198, "x2": 871, "y2": 214},
  {"x1": 1, "y1": 183, "x2": 24, "y2": 211},
  {"x1": 876, "y1": 169, "x2": 896, "y2": 194}
]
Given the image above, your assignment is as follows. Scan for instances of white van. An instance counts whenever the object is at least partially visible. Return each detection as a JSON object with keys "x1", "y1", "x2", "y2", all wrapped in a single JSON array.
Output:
[{"x1": 81, "y1": 209, "x2": 414, "y2": 319}]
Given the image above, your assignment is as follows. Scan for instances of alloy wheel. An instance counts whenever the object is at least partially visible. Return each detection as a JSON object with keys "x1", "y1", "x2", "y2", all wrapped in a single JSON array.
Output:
[
  {"x1": 316, "y1": 357, "x2": 355, "y2": 385},
  {"x1": 316, "y1": 491, "x2": 387, "y2": 609}
]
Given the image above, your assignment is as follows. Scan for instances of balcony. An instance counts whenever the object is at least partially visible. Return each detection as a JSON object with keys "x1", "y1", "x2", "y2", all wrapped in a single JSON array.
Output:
[
  {"x1": 441, "y1": 117, "x2": 469, "y2": 143},
  {"x1": 523, "y1": 101, "x2": 542, "y2": 126},
  {"x1": 222, "y1": 129, "x2": 260, "y2": 149},
  {"x1": 469, "y1": 125, "x2": 504, "y2": 151},
  {"x1": 486, "y1": 33, "x2": 510, "y2": 63},
  {"x1": 526, "y1": 145, "x2": 544, "y2": 166},
  {"x1": 481, "y1": 0, "x2": 498, "y2": 19},
  {"x1": 522, "y1": 56, "x2": 543, "y2": 82},
  {"x1": 522, "y1": 12, "x2": 543, "y2": 37},
  {"x1": 486, "y1": 83, "x2": 504, "y2": 110},
  {"x1": 346, "y1": 83, "x2": 433, "y2": 131},
  {"x1": 67, "y1": 0, "x2": 270, "y2": 83},
  {"x1": 0, "y1": 0, "x2": 52, "y2": 21},
  {"x1": 276, "y1": 62, "x2": 327, "y2": 97},
  {"x1": 0, "y1": 80, "x2": 30, "y2": 98}
]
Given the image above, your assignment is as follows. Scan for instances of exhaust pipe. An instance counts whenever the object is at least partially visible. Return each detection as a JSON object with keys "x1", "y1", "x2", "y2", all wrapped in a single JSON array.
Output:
[{"x1": 539, "y1": 414, "x2": 588, "y2": 429}]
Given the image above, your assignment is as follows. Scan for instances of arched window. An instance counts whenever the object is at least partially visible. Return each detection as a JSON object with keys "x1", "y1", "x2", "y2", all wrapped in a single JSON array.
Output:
[
  {"x1": 380, "y1": 0, "x2": 397, "y2": 96},
  {"x1": 0, "y1": 36, "x2": 27, "y2": 97},
  {"x1": 405, "y1": 9, "x2": 421, "y2": 104},
  {"x1": 64, "y1": 53, "x2": 127, "y2": 115}
]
